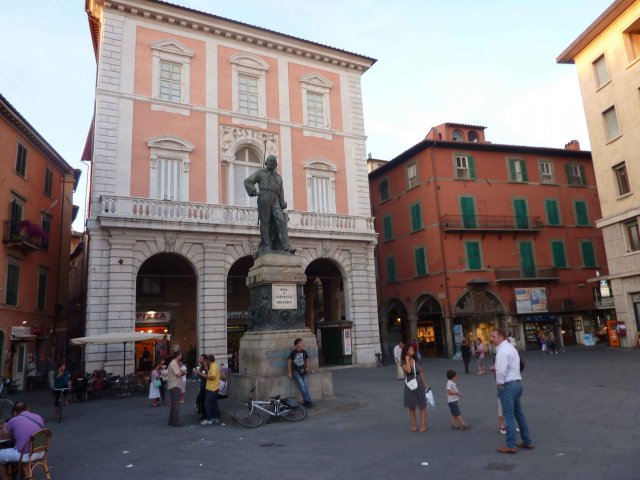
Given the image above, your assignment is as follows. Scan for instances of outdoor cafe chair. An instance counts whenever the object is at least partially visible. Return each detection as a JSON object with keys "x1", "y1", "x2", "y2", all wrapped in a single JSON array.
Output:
[{"x1": 8, "y1": 428, "x2": 52, "y2": 480}]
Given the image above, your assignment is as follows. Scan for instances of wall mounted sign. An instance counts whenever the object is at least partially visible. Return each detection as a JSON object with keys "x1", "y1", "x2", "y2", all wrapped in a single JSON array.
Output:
[{"x1": 272, "y1": 284, "x2": 297, "y2": 310}]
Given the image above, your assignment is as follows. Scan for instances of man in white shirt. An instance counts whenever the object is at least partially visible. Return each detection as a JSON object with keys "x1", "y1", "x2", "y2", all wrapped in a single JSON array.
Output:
[
  {"x1": 393, "y1": 342, "x2": 404, "y2": 380},
  {"x1": 490, "y1": 328, "x2": 534, "y2": 454}
]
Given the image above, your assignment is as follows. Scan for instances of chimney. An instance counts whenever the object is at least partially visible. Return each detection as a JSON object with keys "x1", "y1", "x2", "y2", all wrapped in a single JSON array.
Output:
[{"x1": 564, "y1": 140, "x2": 580, "y2": 151}]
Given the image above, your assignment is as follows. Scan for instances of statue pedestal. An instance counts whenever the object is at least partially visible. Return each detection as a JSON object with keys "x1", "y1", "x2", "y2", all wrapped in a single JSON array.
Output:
[{"x1": 229, "y1": 253, "x2": 333, "y2": 402}]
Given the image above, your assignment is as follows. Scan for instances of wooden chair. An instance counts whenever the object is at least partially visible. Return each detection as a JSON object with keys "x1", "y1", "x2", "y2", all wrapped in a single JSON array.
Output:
[{"x1": 8, "y1": 428, "x2": 52, "y2": 480}]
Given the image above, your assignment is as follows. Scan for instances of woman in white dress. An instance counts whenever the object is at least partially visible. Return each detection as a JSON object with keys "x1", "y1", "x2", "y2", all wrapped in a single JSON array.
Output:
[{"x1": 149, "y1": 362, "x2": 162, "y2": 407}]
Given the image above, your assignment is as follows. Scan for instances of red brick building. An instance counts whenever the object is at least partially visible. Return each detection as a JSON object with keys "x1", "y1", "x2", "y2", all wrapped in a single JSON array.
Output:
[
  {"x1": 1, "y1": 93, "x2": 79, "y2": 387},
  {"x1": 370, "y1": 123, "x2": 612, "y2": 358}
]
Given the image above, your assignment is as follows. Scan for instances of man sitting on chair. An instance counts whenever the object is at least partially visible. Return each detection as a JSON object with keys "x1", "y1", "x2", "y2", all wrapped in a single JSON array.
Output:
[{"x1": 0, "y1": 402, "x2": 44, "y2": 479}]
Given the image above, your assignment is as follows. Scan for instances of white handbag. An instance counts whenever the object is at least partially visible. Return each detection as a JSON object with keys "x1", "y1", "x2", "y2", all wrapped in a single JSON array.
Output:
[{"x1": 405, "y1": 362, "x2": 418, "y2": 390}]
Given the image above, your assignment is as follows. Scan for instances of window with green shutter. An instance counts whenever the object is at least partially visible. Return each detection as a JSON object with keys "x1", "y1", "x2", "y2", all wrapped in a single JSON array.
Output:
[
  {"x1": 545, "y1": 199, "x2": 560, "y2": 226},
  {"x1": 410, "y1": 203, "x2": 423, "y2": 231},
  {"x1": 514, "y1": 199, "x2": 529, "y2": 229},
  {"x1": 574, "y1": 200, "x2": 589, "y2": 226},
  {"x1": 5, "y1": 264, "x2": 20, "y2": 306},
  {"x1": 414, "y1": 247, "x2": 427, "y2": 276},
  {"x1": 460, "y1": 196, "x2": 476, "y2": 228},
  {"x1": 551, "y1": 241, "x2": 567, "y2": 268},
  {"x1": 519, "y1": 241, "x2": 536, "y2": 277},
  {"x1": 508, "y1": 158, "x2": 528, "y2": 182},
  {"x1": 465, "y1": 241, "x2": 482, "y2": 270},
  {"x1": 566, "y1": 163, "x2": 586, "y2": 186},
  {"x1": 383, "y1": 216, "x2": 393, "y2": 241},
  {"x1": 455, "y1": 155, "x2": 476, "y2": 180},
  {"x1": 37, "y1": 271, "x2": 47, "y2": 310},
  {"x1": 580, "y1": 241, "x2": 596, "y2": 267},
  {"x1": 386, "y1": 256, "x2": 397, "y2": 282}
]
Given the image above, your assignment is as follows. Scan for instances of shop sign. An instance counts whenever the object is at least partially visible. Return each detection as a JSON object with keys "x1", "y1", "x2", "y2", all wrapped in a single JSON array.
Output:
[
  {"x1": 517, "y1": 313, "x2": 558, "y2": 324},
  {"x1": 599, "y1": 280, "x2": 611, "y2": 298},
  {"x1": 514, "y1": 288, "x2": 548, "y2": 314},
  {"x1": 136, "y1": 311, "x2": 171, "y2": 323},
  {"x1": 227, "y1": 311, "x2": 248, "y2": 320},
  {"x1": 11, "y1": 326, "x2": 31, "y2": 336},
  {"x1": 272, "y1": 284, "x2": 296, "y2": 310}
]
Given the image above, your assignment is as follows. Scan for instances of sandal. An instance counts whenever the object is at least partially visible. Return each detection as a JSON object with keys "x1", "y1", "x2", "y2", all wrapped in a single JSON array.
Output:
[{"x1": 451, "y1": 426, "x2": 460, "y2": 430}]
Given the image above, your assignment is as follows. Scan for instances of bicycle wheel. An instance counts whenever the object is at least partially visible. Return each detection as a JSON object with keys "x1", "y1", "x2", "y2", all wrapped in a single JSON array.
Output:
[
  {"x1": 234, "y1": 405, "x2": 264, "y2": 428},
  {"x1": 0, "y1": 399, "x2": 13, "y2": 418},
  {"x1": 280, "y1": 404, "x2": 306, "y2": 422}
]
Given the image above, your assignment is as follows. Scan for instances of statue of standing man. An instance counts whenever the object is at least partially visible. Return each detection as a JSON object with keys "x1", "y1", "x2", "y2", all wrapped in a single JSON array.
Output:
[{"x1": 244, "y1": 154, "x2": 296, "y2": 258}]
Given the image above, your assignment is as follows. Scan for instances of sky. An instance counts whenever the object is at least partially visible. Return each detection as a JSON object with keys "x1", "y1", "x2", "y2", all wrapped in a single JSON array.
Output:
[{"x1": 0, "y1": 0, "x2": 612, "y2": 230}]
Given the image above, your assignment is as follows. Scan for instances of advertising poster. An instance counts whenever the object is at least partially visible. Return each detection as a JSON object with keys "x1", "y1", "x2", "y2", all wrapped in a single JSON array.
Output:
[{"x1": 515, "y1": 287, "x2": 548, "y2": 314}]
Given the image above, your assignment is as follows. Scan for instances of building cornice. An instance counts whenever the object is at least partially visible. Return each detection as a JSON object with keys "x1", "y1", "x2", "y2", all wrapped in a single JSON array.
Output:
[
  {"x1": 98, "y1": 0, "x2": 377, "y2": 73},
  {"x1": 557, "y1": 0, "x2": 636, "y2": 64},
  {"x1": 0, "y1": 93, "x2": 74, "y2": 174}
]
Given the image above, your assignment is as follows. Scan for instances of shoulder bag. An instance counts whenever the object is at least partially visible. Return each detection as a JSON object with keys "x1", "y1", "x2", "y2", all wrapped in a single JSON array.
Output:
[{"x1": 405, "y1": 361, "x2": 418, "y2": 390}]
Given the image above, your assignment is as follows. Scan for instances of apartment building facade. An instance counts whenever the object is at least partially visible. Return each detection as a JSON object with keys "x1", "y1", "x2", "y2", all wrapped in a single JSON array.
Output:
[
  {"x1": 1, "y1": 93, "x2": 78, "y2": 387},
  {"x1": 558, "y1": 0, "x2": 640, "y2": 347},
  {"x1": 370, "y1": 123, "x2": 611, "y2": 358},
  {"x1": 83, "y1": 0, "x2": 379, "y2": 373}
]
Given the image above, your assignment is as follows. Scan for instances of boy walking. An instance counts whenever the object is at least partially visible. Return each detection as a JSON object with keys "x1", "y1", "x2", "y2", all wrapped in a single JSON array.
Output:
[{"x1": 446, "y1": 370, "x2": 471, "y2": 430}]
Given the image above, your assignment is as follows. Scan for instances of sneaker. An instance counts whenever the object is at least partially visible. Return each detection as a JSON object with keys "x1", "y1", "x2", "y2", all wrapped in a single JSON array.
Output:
[
  {"x1": 499, "y1": 427, "x2": 506, "y2": 435},
  {"x1": 200, "y1": 420, "x2": 212, "y2": 426}
]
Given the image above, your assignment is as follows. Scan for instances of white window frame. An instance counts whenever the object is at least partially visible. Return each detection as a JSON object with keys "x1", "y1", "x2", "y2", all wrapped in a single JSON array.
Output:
[
  {"x1": 455, "y1": 155, "x2": 470, "y2": 179},
  {"x1": 147, "y1": 136, "x2": 193, "y2": 202},
  {"x1": 613, "y1": 161, "x2": 631, "y2": 196},
  {"x1": 231, "y1": 53, "x2": 269, "y2": 119},
  {"x1": 539, "y1": 160, "x2": 555, "y2": 184},
  {"x1": 602, "y1": 106, "x2": 621, "y2": 141},
  {"x1": 150, "y1": 39, "x2": 194, "y2": 106},
  {"x1": 300, "y1": 73, "x2": 333, "y2": 131},
  {"x1": 567, "y1": 164, "x2": 585, "y2": 186},
  {"x1": 304, "y1": 159, "x2": 337, "y2": 214},
  {"x1": 231, "y1": 146, "x2": 263, "y2": 207},
  {"x1": 407, "y1": 163, "x2": 419, "y2": 189},
  {"x1": 592, "y1": 55, "x2": 610, "y2": 88}
]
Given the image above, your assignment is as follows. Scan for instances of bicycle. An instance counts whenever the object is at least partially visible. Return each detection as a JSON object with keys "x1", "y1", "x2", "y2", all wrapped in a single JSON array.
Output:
[
  {"x1": 53, "y1": 387, "x2": 70, "y2": 423},
  {"x1": 234, "y1": 387, "x2": 306, "y2": 428}
]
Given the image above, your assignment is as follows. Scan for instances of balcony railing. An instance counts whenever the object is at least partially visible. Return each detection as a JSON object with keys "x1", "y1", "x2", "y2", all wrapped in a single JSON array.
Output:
[
  {"x1": 2, "y1": 220, "x2": 43, "y2": 252},
  {"x1": 98, "y1": 196, "x2": 376, "y2": 235},
  {"x1": 441, "y1": 215, "x2": 544, "y2": 232},
  {"x1": 494, "y1": 266, "x2": 558, "y2": 282}
]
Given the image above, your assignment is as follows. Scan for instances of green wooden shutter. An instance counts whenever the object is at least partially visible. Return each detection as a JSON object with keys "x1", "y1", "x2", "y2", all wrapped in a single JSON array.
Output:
[
  {"x1": 10, "y1": 201, "x2": 22, "y2": 237},
  {"x1": 508, "y1": 159, "x2": 517, "y2": 181},
  {"x1": 581, "y1": 241, "x2": 596, "y2": 267},
  {"x1": 411, "y1": 203, "x2": 422, "y2": 231},
  {"x1": 575, "y1": 201, "x2": 589, "y2": 226},
  {"x1": 520, "y1": 160, "x2": 528, "y2": 182},
  {"x1": 383, "y1": 216, "x2": 393, "y2": 241},
  {"x1": 37, "y1": 272, "x2": 47, "y2": 310},
  {"x1": 386, "y1": 256, "x2": 397, "y2": 282},
  {"x1": 545, "y1": 199, "x2": 560, "y2": 225},
  {"x1": 519, "y1": 242, "x2": 536, "y2": 278},
  {"x1": 468, "y1": 156, "x2": 476, "y2": 179},
  {"x1": 551, "y1": 241, "x2": 567, "y2": 268},
  {"x1": 578, "y1": 165, "x2": 586, "y2": 185},
  {"x1": 565, "y1": 164, "x2": 573, "y2": 184},
  {"x1": 414, "y1": 247, "x2": 427, "y2": 276},
  {"x1": 514, "y1": 199, "x2": 529, "y2": 229},
  {"x1": 466, "y1": 242, "x2": 481, "y2": 270},
  {"x1": 5, "y1": 264, "x2": 20, "y2": 306},
  {"x1": 460, "y1": 197, "x2": 476, "y2": 228}
]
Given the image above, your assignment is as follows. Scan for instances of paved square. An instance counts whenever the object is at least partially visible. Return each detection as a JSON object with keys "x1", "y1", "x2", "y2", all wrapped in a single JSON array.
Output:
[{"x1": 16, "y1": 345, "x2": 639, "y2": 479}]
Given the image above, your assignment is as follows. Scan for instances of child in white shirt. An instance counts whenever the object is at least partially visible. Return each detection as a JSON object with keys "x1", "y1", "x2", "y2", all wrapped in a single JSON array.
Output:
[{"x1": 446, "y1": 370, "x2": 471, "y2": 430}]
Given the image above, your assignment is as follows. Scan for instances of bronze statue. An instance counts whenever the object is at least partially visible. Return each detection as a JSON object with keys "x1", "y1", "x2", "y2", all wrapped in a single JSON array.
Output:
[{"x1": 244, "y1": 154, "x2": 296, "y2": 258}]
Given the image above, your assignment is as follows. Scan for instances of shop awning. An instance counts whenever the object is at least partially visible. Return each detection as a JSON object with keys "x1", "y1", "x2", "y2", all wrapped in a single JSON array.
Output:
[{"x1": 70, "y1": 331, "x2": 169, "y2": 346}]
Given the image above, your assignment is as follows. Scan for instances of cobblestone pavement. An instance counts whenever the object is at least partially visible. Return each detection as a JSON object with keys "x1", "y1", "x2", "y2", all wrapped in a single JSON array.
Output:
[{"x1": 15, "y1": 344, "x2": 640, "y2": 479}]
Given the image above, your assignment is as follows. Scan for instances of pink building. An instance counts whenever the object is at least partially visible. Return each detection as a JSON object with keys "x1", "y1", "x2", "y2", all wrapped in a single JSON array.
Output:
[
  {"x1": 370, "y1": 123, "x2": 611, "y2": 358},
  {"x1": 83, "y1": 0, "x2": 380, "y2": 373}
]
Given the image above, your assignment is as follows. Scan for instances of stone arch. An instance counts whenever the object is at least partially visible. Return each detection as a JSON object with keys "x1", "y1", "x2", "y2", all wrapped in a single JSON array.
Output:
[
  {"x1": 413, "y1": 293, "x2": 446, "y2": 358},
  {"x1": 453, "y1": 287, "x2": 507, "y2": 351}
]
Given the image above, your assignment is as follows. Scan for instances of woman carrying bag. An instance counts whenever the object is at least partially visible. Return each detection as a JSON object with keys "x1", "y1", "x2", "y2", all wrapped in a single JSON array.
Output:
[{"x1": 401, "y1": 344, "x2": 428, "y2": 432}]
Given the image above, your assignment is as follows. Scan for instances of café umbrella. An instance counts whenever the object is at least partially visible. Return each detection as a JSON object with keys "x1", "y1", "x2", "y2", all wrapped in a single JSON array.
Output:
[{"x1": 70, "y1": 331, "x2": 170, "y2": 375}]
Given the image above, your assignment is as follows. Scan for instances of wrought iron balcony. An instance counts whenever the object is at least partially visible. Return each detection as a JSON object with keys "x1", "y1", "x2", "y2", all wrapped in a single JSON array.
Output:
[
  {"x1": 97, "y1": 196, "x2": 376, "y2": 239},
  {"x1": 494, "y1": 266, "x2": 559, "y2": 282},
  {"x1": 440, "y1": 215, "x2": 544, "y2": 232},
  {"x1": 2, "y1": 220, "x2": 43, "y2": 252}
]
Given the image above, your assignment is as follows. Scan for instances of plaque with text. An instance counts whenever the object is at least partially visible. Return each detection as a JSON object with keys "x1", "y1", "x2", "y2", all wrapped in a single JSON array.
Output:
[{"x1": 272, "y1": 284, "x2": 297, "y2": 310}]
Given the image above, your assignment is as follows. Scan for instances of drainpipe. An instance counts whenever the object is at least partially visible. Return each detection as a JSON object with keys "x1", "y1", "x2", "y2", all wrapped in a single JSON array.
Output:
[{"x1": 430, "y1": 143, "x2": 454, "y2": 356}]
